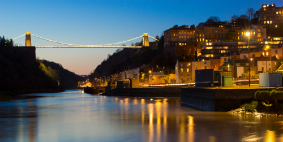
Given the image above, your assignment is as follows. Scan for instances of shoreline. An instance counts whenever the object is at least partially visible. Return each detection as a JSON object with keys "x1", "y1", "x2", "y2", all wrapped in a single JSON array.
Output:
[{"x1": 0, "y1": 88, "x2": 65, "y2": 101}]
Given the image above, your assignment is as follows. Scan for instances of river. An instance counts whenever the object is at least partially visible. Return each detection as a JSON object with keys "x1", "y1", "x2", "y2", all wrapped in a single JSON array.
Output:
[{"x1": 0, "y1": 90, "x2": 283, "y2": 142}]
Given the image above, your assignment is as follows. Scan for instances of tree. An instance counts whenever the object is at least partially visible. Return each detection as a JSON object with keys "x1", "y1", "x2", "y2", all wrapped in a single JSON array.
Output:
[
  {"x1": 225, "y1": 30, "x2": 238, "y2": 41},
  {"x1": 231, "y1": 15, "x2": 239, "y2": 23},
  {"x1": 246, "y1": 8, "x2": 255, "y2": 22},
  {"x1": 205, "y1": 16, "x2": 221, "y2": 24},
  {"x1": 234, "y1": 15, "x2": 250, "y2": 29}
]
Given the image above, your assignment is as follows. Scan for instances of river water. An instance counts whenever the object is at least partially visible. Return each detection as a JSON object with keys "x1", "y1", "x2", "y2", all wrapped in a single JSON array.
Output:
[{"x1": 1, "y1": 90, "x2": 283, "y2": 142}]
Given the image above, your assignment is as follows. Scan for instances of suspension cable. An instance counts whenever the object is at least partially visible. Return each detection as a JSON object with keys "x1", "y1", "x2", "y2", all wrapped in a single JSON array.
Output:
[
  {"x1": 5, "y1": 33, "x2": 26, "y2": 43},
  {"x1": 148, "y1": 35, "x2": 159, "y2": 41},
  {"x1": 31, "y1": 34, "x2": 77, "y2": 46}
]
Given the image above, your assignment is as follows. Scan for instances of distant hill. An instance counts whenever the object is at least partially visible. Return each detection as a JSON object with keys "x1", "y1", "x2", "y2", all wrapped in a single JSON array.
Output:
[{"x1": 42, "y1": 60, "x2": 87, "y2": 89}]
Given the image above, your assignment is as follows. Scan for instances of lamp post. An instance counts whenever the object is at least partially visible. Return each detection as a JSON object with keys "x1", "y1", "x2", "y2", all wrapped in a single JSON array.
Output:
[{"x1": 246, "y1": 32, "x2": 251, "y2": 87}]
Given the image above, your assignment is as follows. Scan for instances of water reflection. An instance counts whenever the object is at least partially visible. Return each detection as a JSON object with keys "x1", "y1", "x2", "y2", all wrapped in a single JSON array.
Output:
[
  {"x1": 265, "y1": 130, "x2": 275, "y2": 142},
  {"x1": 1, "y1": 91, "x2": 283, "y2": 142}
]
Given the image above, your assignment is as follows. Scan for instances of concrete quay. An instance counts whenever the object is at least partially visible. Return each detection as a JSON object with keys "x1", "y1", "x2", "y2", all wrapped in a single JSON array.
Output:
[{"x1": 181, "y1": 86, "x2": 276, "y2": 111}]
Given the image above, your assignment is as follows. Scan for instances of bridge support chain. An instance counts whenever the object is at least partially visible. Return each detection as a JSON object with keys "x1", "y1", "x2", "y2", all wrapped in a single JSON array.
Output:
[
  {"x1": 25, "y1": 32, "x2": 32, "y2": 46},
  {"x1": 142, "y1": 33, "x2": 149, "y2": 47}
]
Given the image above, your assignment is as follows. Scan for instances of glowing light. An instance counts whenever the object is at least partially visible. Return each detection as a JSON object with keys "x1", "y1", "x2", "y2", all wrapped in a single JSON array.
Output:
[{"x1": 245, "y1": 32, "x2": 250, "y2": 37}]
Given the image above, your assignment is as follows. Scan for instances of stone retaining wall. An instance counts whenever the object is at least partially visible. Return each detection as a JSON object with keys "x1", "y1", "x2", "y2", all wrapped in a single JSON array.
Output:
[{"x1": 181, "y1": 88, "x2": 272, "y2": 111}]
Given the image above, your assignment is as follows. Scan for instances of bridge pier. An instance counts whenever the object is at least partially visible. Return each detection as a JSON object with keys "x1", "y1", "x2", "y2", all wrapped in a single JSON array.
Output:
[
  {"x1": 25, "y1": 32, "x2": 32, "y2": 46},
  {"x1": 142, "y1": 33, "x2": 149, "y2": 47}
]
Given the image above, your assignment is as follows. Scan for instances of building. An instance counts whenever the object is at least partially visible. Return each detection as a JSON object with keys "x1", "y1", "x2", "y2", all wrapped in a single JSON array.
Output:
[
  {"x1": 257, "y1": 57, "x2": 278, "y2": 73},
  {"x1": 258, "y1": 4, "x2": 283, "y2": 31},
  {"x1": 201, "y1": 39, "x2": 283, "y2": 60},
  {"x1": 175, "y1": 60, "x2": 192, "y2": 83},
  {"x1": 234, "y1": 59, "x2": 257, "y2": 78},
  {"x1": 164, "y1": 25, "x2": 197, "y2": 59}
]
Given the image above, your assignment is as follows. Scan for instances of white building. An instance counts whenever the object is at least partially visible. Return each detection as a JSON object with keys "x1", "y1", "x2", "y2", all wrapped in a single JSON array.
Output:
[{"x1": 257, "y1": 57, "x2": 278, "y2": 73}]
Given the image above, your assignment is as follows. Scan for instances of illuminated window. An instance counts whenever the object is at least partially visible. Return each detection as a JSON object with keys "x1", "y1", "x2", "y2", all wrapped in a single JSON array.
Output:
[
  {"x1": 187, "y1": 69, "x2": 189, "y2": 72},
  {"x1": 187, "y1": 63, "x2": 191, "y2": 66},
  {"x1": 270, "y1": 21, "x2": 272, "y2": 24},
  {"x1": 206, "y1": 47, "x2": 213, "y2": 49},
  {"x1": 257, "y1": 33, "x2": 261, "y2": 37},
  {"x1": 264, "y1": 21, "x2": 266, "y2": 24},
  {"x1": 266, "y1": 52, "x2": 268, "y2": 56},
  {"x1": 275, "y1": 25, "x2": 278, "y2": 28},
  {"x1": 267, "y1": 21, "x2": 270, "y2": 24},
  {"x1": 181, "y1": 68, "x2": 183, "y2": 72},
  {"x1": 223, "y1": 46, "x2": 228, "y2": 49},
  {"x1": 276, "y1": 12, "x2": 279, "y2": 14}
]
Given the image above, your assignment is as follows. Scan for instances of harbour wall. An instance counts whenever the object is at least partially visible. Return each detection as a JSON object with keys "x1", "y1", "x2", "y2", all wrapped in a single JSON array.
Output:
[{"x1": 181, "y1": 88, "x2": 271, "y2": 111}]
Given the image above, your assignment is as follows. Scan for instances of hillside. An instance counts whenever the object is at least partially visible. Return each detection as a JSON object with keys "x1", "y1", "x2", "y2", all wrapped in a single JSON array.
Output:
[
  {"x1": 42, "y1": 60, "x2": 87, "y2": 89},
  {"x1": 89, "y1": 36, "x2": 176, "y2": 81}
]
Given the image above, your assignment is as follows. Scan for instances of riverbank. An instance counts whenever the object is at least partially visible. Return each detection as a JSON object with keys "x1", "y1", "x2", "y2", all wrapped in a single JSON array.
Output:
[{"x1": 0, "y1": 88, "x2": 65, "y2": 101}]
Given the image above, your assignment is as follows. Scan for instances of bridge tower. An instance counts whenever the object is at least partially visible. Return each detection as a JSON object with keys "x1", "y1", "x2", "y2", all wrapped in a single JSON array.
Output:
[
  {"x1": 142, "y1": 33, "x2": 149, "y2": 47},
  {"x1": 25, "y1": 32, "x2": 32, "y2": 46}
]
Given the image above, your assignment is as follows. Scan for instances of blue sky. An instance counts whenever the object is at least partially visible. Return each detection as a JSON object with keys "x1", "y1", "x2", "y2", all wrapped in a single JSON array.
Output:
[{"x1": 1, "y1": 0, "x2": 283, "y2": 75}]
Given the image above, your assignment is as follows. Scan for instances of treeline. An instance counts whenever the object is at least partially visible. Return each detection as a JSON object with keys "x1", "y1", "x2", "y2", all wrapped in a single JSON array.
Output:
[{"x1": 0, "y1": 36, "x2": 85, "y2": 95}]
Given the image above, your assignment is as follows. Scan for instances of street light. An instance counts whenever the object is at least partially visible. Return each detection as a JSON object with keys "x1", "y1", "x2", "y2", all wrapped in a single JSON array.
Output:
[{"x1": 246, "y1": 32, "x2": 251, "y2": 87}]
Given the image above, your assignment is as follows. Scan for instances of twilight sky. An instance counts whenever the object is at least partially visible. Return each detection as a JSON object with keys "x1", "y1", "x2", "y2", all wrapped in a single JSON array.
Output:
[{"x1": 1, "y1": 0, "x2": 282, "y2": 75}]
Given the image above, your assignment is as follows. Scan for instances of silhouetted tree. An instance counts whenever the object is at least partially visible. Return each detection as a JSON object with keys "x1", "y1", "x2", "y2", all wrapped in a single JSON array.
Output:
[
  {"x1": 234, "y1": 15, "x2": 250, "y2": 29},
  {"x1": 225, "y1": 30, "x2": 238, "y2": 41},
  {"x1": 246, "y1": 8, "x2": 255, "y2": 22},
  {"x1": 205, "y1": 16, "x2": 221, "y2": 24},
  {"x1": 231, "y1": 15, "x2": 239, "y2": 23}
]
